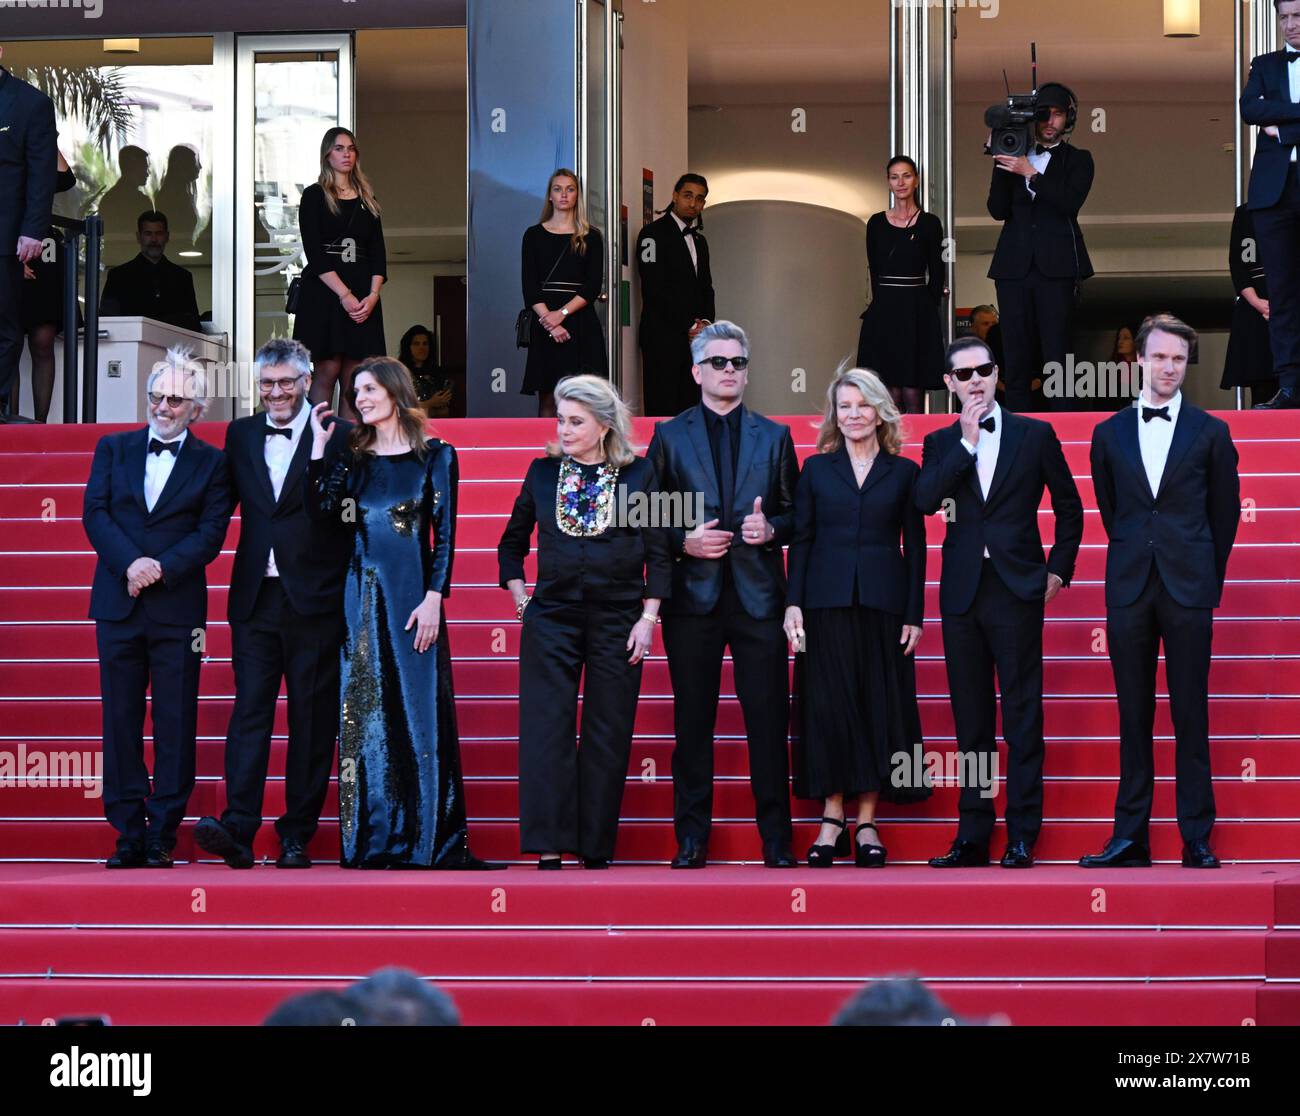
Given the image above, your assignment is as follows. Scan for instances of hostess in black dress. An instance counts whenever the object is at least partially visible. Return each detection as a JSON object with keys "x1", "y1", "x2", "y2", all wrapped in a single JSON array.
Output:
[
  {"x1": 21, "y1": 167, "x2": 77, "y2": 332},
  {"x1": 293, "y1": 182, "x2": 388, "y2": 361},
  {"x1": 856, "y1": 211, "x2": 946, "y2": 390},
  {"x1": 520, "y1": 224, "x2": 607, "y2": 395},
  {"x1": 787, "y1": 448, "x2": 931, "y2": 804},
  {"x1": 1221, "y1": 204, "x2": 1276, "y2": 397}
]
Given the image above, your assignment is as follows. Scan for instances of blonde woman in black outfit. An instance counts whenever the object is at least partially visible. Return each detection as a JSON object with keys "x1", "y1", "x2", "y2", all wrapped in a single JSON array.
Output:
[
  {"x1": 520, "y1": 169, "x2": 607, "y2": 417},
  {"x1": 293, "y1": 127, "x2": 387, "y2": 421}
]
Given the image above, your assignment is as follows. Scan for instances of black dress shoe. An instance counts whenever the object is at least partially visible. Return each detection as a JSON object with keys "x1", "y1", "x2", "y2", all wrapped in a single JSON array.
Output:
[
  {"x1": 106, "y1": 844, "x2": 145, "y2": 869},
  {"x1": 670, "y1": 838, "x2": 708, "y2": 869},
  {"x1": 144, "y1": 844, "x2": 174, "y2": 868},
  {"x1": 854, "y1": 822, "x2": 887, "y2": 868},
  {"x1": 276, "y1": 838, "x2": 312, "y2": 869},
  {"x1": 1254, "y1": 388, "x2": 1300, "y2": 410},
  {"x1": 1000, "y1": 840, "x2": 1035, "y2": 868},
  {"x1": 194, "y1": 816, "x2": 255, "y2": 869},
  {"x1": 581, "y1": 857, "x2": 609, "y2": 869},
  {"x1": 1181, "y1": 840, "x2": 1220, "y2": 869},
  {"x1": 762, "y1": 840, "x2": 797, "y2": 868},
  {"x1": 928, "y1": 840, "x2": 990, "y2": 868},
  {"x1": 1078, "y1": 837, "x2": 1151, "y2": 867},
  {"x1": 538, "y1": 856, "x2": 562, "y2": 870},
  {"x1": 807, "y1": 816, "x2": 849, "y2": 867}
]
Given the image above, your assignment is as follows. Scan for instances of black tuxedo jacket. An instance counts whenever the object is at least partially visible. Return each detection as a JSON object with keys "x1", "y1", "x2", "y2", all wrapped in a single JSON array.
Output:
[
  {"x1": 786, "y1": 448, "x2": 926, "y2": 626},
  {"x1": 82, "y1": 427, "x2": 232, "y2": 626},
  {"x1": 1090, "y1": 403, "x2": 1240, "y2": 609},
  {"x1": 636, "y1": 212, "x2": 716, "y2": 342},
  {"x1": 647, "y1": 404, "x2": 798, "y2": 620},
  {"x1": 915, "y1": 411, "x2": 1083, "y2": 616},
  {"x1": 1241, "y1": 50, "x2": 1300, "y2": 210},
  {"x1": 497, "y1": 455, "x2": 672, "y2": 603},
  {"x1": 0, "y1": 67, "x2": 57, "y2": 253},
  {"x1": 224, "y1": 413, "x2": 353, "y2": 623},
  {"x1": 987, "y1": 142, "x2": 1095, "y2": 281}
]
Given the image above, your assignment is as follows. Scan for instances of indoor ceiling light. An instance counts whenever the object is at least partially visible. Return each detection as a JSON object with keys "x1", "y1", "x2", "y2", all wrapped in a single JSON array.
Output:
[
  {"x1": 1163, "y1": 0, "x2": 1200, "y2": 38},
  {"x1": 103, "y1": 39, "x2": 141, "y2": 54}
]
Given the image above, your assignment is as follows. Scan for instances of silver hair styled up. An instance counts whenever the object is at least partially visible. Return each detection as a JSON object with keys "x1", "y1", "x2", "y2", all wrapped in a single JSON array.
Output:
[
  {"x1": 254, "y1": 336, "x2": 313, "y2": 379},
  {"x1": 146, "y1": 345, "x2": 210, "y2": 418},
  {"x1": 547, "y1": 374, "x2": 637, "y2": 467},
  {"x1": 690, "y1": 320, "x2": 749, "y2": 366}
]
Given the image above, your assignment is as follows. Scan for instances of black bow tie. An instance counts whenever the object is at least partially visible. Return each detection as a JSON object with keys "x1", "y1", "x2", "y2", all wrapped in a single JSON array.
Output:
[
  {"x1": 979, "y1": 416, "x2": 997, "y2": 434},
  {"x1": 1034, "y1": 144, "x2": 1051, "y2": 155},
  {"x1": 265, "y1": 425, "x2": 293, "y2": 438},
  {"x1": 682, "y1": 225, "x2": 697, "y2": 237},
  {"x1": 1287, "y1": 51, "x2": 1300, "y2": 64},
  {"x1": 148, "y1": 438, "x2": 180, "y2": 456},
  {"x1": 1142, "y1": 405, "x2": 1171, "y2": 423}
]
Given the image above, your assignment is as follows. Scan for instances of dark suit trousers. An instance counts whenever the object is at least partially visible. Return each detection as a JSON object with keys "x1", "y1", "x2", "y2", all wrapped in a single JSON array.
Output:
[
  {"x1": 220, "y1": 578, "x2": 342, "y2": 847},
  {"x1": 641, "y1": 331, "x2": 699, "y2": 417},
  {"x1": 0, "y1": 255, "x2": 22, "y2": 403},
  {"x1": 941, "y1": 560, "x2": 1045, "y2": 845},
  {"x1": 96, "y1": 608, "x2": 202, "y2": 850},
  {"x1": 1107, "y1": 565, "x2": 1215, "y2": 845},
  {"x1": 518, "y1": 598, "x2": 643, "y2": 860},
  {"x1": 995, "y1": 267, "x2": 1076, "y2": 413},
  {"x1": 662, "y1": 577, "x2": 793, "y2": 847},
  {"x1": 1254, "y1": 164, "x2": 1300, "y2": 393}
]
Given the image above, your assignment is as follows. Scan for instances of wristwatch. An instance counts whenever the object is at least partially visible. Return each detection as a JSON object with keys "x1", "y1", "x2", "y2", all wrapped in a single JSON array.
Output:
[{"x1": 560, "y1": 307, "x2": 569, "y2": 317}]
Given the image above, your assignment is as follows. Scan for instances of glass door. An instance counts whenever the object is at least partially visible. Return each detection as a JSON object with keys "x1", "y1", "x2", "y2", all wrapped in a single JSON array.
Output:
[
  {"x1": 578, "y1": 0, "x2": 622, "y2": 389},
  {"x1": 234, "y1": 34, "x2": 354, "y2": 407}
]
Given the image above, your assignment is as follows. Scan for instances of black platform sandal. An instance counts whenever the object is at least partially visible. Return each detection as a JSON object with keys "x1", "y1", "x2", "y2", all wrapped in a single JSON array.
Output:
[
  {"x1": 855, "y1": 822, "x2": 887, "y2": 868},
  {"x1": 807, "y1": 816, "x2": 850, "y2": 867}
]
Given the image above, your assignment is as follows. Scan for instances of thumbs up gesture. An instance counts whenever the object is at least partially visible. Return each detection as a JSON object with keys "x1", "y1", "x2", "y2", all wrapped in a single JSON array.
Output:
[{"x1": 741, "y1": 496, "x2": 772, "y2": 546}]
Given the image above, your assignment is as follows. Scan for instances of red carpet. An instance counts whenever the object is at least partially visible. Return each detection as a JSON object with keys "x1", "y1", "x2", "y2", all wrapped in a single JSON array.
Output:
[{"x1": 1, "y1": 411, "x2": 1298, "y2": 1025}]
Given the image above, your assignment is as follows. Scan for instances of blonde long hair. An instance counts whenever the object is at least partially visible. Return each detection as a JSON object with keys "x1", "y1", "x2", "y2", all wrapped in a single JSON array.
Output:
[
  {"x1": 547, "y1": 375, "x2": 636, "y2": 467},
  {"x1": 538, "y1": 168, "x2": 591, "y2": 255},
  {"x1": 318, "y1": 127, "x2": 382, "y2": 218},
  {"x1": 814, "y1": 366, "x2": 904, "y2": 456}
]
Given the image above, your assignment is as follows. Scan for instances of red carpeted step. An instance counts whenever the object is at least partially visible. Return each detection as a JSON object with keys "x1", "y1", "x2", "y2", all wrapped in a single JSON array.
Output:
[
  {"x1": 1, "y1": 818, "x2": 1297, "y2": 863},
  {"x1": 0, "y1": 926, "x2": 1265, "y2": 980},
  {"x1": 0, "y1": 976, "x2": 1272, "y2": 1027}
]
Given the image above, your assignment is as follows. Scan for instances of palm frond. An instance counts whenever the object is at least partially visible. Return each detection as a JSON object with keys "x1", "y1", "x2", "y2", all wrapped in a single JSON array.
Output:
[{"x1": 21, "y1": 66, "x2": 134, "y2": 149}]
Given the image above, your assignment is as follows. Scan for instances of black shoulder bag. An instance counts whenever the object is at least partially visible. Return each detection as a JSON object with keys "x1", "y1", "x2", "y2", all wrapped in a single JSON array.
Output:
[{"x1": 516, "y1": 241, "x2": 570, "y2": 348}]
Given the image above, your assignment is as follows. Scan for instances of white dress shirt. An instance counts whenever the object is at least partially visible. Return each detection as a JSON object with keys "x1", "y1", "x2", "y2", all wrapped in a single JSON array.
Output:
[
  {"x1": 1025, "y1": 142, "x2": 1057, "y2": 198},
  {"x1": 263, "y1": 402, "x2": 311, "y2": 577},
  {"x1": 143, "y1": 428, "x2": 188, "y2": 513},
  {"x1": 1288, "y1": 47, "x2": 1300, "y2": 164},
  {"x1": 670, "y1": 209, "x2": 698, "y2": 272},
  {"x1": 960, "y1": 401, "x2": 1002, "y2": 558},
  {"x1": 1135, "y1": 388, "x2": 1182, "y2": 498}
]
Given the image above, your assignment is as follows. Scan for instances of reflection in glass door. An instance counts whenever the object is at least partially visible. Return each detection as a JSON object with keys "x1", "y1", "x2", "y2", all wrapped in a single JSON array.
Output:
[
  {"x1": 235, "y1": 34, "x2": 353, "y2": 405},
  {"x1": 578, "y1": 0, "x2": 622, "y2": 389}
]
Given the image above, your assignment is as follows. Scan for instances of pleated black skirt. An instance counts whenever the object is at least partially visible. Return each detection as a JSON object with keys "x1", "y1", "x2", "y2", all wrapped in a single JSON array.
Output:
[{"x1": 791, "y1": 604, "x2": 931, "y2": 803}]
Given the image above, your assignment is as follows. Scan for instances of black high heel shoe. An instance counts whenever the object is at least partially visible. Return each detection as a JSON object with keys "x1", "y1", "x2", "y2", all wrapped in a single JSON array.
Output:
[
  {"x1": 807, "y1": 816, "x2": 850, "y2": 867},
  {"x1": 855, "y1": 822, "x2": 887, "y2": 868}
]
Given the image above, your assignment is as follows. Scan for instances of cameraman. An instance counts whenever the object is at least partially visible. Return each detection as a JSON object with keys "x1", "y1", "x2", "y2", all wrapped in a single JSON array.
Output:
[{"x1": 987, "y1": 82, "x2": 1094, "y2": 413}]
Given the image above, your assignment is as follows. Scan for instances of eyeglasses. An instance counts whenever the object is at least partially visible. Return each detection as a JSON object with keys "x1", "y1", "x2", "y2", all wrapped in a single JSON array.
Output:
[
  {"x1": 259, "y1": 375, "x2": 306, "y2": 394},
  {"x1": 147, "y1": 392, "x2": 189, "y2": 408},
  {"x1": 702, "y1": 356, "x2": 749, "y2": 371},
  {"x1": 949, "y1": 362, "x2": 997, "y2": 382}
]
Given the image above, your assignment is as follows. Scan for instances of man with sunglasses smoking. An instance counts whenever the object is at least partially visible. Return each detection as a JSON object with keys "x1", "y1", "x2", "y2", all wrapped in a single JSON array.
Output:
[
  {"x1": 647, "y1": 321, "x2": 799, "y2": 868},
  {"x1": 915, "y1": 336, "x2": 1082, "y2": 868},
  {"x1": 82, "y1": 347, "x2": 232, "y2": 868}
]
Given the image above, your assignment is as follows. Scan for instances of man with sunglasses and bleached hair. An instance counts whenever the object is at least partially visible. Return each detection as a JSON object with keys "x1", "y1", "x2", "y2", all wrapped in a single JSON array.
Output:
[
  {"x1": 915, "y1": 335, "x2": 1082, "y2": 869},
  {"x1": 647, "y1": 321, "x2": 799, "y2": 868},
  {"x1": 83, "y1": 347, "x2": 232, "y2": 869}
]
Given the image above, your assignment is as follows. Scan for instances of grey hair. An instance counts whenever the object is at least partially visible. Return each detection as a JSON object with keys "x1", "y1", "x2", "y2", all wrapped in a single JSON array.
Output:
[
  {"x1": 147, "y1": 345, "x2": 210, "y2": 418},
  {"x1": 971, "y1": 304, "x2": 998, "y2": 319},
  {"x1": 690, "y1": 319, "x2": 749, "y2": 365},
  {"x1": 340, "y1": 968, "x2": 460, "y2": 1027},
  {"x1": 548, "y1": 374, "x2": 637, "y2": 467},
  {"x1": 255, "y1": 336, "x2": 313, "y2": 379}
]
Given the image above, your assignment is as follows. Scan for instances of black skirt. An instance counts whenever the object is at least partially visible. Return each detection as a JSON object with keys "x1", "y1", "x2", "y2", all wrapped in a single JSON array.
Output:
[
  {"x1": 791, "y1": 603, "x2": 931, "y2": 803},
  {"x1": 20, "y1": 236, "x2": 69, "y2": 332},
  {"x1": 1221, "y1": 296, "x2": 1276, "y2": 390},
  {"x1": 291, "y1": 260, "x2": 387, "y2": 362},
  {"x1": 856, "y1": 287, "x2": 946, "y2": 390}
]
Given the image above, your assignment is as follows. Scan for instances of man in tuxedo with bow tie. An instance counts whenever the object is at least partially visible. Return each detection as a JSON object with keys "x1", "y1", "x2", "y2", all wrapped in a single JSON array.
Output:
[
  {"x1": 194, "y1": 338, "x2": 351, "y2": 869},
  {"x1": 82, "y1": 348, "x2": 232, "y2": 868},
  {"x1": 647, "y1": 321, "x2": 798, "y2": 868},
  {"x1": 1081, "y1": 315, "x2": 1240, "y2": 869},
  {"x1": 916, "y1": 336, "x2": 1083, "y2": 868},
  {"x1": 1243, "y1": 0, "x2": 1300, "y2": 409},
  {"x1": 637, "y1": 174, "x2": 716, "y2": 417},
  {"x1": 987, "y1": 81, "x2": 1094, "y2": 413}
]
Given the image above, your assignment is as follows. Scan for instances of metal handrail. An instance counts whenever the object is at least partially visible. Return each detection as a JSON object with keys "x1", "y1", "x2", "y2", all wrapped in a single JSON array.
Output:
[{"x1": 49, "y1": 214, "x2": 103, "y2": 423}]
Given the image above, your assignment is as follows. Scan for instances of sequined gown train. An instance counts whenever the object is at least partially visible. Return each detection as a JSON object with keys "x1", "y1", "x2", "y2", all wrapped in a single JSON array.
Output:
[{"x1": 305, "y1": 438, "x2": 474, "y2": 867}]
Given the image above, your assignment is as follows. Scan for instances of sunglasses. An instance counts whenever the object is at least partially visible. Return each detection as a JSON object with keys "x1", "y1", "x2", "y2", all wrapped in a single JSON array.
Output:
[
  {"x1": 147, "y1": 392, "x2": 190, "y2": 408},
  {"x1": 949, "y1": 362, "x2": 996, "y2": 382},
  {"x1": 702, "y1": 356, "x2": 749, "y2": 371}
]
